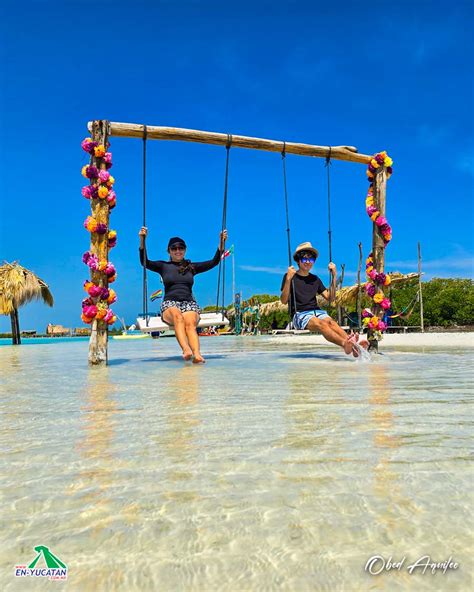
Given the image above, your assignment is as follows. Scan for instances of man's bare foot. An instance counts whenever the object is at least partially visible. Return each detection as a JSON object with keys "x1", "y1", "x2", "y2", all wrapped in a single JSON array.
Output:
[
  {"x1": 182, "y1": 348, "x2": 193, "y2": 361},
  {"x1": 192, "y1": 354, "x2": 205, "y2": 364},
  {"x1": 343, "y1": 337, "x2": 354, "y2": 355},
  {"x1": 345, "y1": 335, "x2": 360, "y2": 358}
]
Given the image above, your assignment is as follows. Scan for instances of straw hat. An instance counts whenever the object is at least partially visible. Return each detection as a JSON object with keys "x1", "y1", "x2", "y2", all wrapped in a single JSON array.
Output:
[{"x1": 293, "y1": 241, "x2": 319, "y2": 262}]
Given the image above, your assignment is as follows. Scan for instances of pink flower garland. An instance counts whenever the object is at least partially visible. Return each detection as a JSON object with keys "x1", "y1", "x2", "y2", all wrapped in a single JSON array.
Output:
[
  {"x1": 80, "y1": 137, "x2": 117, "y2": 326},
  {"x1": 363, "y1": 151, "x2": 394, "y2": 337}
]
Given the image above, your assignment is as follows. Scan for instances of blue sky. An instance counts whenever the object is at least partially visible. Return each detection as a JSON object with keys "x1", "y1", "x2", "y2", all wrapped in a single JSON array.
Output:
[{"x1": 0, "y1": 0, "x2": 473, "y2": 332}]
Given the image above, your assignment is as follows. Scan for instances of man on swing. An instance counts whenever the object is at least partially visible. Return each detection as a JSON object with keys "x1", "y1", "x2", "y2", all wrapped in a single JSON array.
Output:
[{"x1": 281, "y1": 242, "x2": 367, "y2": 357}]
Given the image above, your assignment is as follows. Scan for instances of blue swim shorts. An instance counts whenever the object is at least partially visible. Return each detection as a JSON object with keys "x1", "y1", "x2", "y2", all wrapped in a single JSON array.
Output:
[{"x1": 292, "y1": 309, "x2": 330, "y2": 330}]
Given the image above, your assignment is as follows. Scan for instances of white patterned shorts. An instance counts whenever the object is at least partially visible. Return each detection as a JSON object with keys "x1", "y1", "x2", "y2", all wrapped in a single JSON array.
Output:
[
  {"x1": 161, "y1": 300, "x2": 201, "y2": 317},
  {"x1": 292, "y1": 309, "x2": 329, "y2": 330}
]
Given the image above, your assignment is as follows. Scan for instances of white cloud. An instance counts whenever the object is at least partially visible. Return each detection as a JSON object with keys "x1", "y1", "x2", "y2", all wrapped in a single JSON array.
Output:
[{"x1": 240, "y1": 265, "x2": 287, "y2": 275}]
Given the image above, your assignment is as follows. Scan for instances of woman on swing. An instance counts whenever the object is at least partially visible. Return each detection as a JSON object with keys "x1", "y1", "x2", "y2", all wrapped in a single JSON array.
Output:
[
  {"x1": 281, "y1": 242, "x2": 368, "y2": 357},
  {"x1": 139, "y1": 227, "x2": 228, "y2": 363}
]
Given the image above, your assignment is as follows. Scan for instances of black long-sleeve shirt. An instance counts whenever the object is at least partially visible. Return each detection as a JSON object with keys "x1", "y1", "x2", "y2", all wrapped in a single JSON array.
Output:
[{"x1": 139, "y1": 247, "x2": 221, "y2": 302}]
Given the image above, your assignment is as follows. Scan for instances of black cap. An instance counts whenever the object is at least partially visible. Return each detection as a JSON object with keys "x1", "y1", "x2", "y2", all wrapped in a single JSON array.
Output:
[{"x1": 167, "y1": 236, "x2": 187, "y2": 249}]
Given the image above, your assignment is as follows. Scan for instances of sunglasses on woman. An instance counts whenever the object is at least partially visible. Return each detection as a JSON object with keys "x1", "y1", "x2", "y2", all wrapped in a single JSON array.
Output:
[
  {"x1": 299, "y1": 256, "x2": 315, "y2": 264},
  {"x1": 170, "y1": 245, "x2": 185, "y2": 251}
]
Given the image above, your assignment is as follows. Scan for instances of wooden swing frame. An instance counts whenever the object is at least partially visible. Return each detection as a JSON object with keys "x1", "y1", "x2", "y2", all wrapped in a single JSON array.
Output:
[{"x1": 86, "y1": 120, "x2": 387, "y2": 365}]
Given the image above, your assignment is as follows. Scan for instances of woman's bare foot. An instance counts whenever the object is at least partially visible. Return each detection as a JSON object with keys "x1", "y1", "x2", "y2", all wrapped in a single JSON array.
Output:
[
  {"x1": 358, "y1": 339, "x2": 369, "y2": 350},
  {"x1": 192, "y1": 354, "x2": 206, "y2": 364},
  {"x1": 182, "y1": 348, "x2": 193, "y2": 361}
]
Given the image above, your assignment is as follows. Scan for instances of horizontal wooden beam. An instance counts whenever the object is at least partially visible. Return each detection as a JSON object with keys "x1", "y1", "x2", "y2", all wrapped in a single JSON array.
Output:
[{"x1": 87, "y1": 121, "x2": 373, "y2": 164}]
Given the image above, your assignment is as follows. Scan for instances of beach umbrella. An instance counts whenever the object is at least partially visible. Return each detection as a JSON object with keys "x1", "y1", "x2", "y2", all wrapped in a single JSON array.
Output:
[{"x1": 0, "y1": 262, "x2": 53, "y2": 345}]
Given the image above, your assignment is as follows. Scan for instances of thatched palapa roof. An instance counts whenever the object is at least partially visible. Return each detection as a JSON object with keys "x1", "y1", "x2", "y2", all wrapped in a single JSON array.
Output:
[
  {"x1": 335, "y1": 272, "x2": 419, "y2": 306},
  {"x1": 0, "y1": 262, "x2": 54, "y2": 315}
]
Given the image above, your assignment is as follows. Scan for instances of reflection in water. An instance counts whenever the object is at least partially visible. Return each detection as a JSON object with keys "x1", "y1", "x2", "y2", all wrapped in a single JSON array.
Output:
[
  {"x1": 74, "y1": 369, "x2": 120, "y2": 530},
  {"x1": 73, "y1": 370, "x2": 139, "y2": 533},
  {"x1": 281, "y1": 368, "x2": 345, "y2": 458},
  {"x1": 153, "y1": 365, "x2": 201, "y2": 498},
  {"x1": 0, "y1": 349, "x2": 23, "y2": 424},
  {"x1": 368, "y1": 362, "x2": 413, "y2": 589}
]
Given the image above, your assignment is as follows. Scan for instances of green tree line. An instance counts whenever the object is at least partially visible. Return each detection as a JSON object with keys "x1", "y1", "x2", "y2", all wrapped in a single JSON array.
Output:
[{"x1": 227, "y1": 278, "x2": 473, "y2": 330}]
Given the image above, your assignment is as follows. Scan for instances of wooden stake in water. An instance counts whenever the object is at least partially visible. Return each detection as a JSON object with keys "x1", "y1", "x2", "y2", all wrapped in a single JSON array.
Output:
[{"x1": 418, "y1": 241, "x2": 424, "y2": 333}]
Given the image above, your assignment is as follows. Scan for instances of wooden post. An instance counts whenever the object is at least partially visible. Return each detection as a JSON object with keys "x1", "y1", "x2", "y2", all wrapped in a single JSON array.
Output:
[
  {"x1": 357, "y1": 242, "x2": 363, "y2": 329},
  {"x1": 88, "y1": 120, "x2": 110, "y2": 365},
  {"x1": 418, "y1": 241, "x2": 425, "y2": 332},
  {"x1": 15, "y1": 308, "x2": 20, "y2": 344},
  {"x1": 10, "y1": 308, "x2": 20, "y2": 345},
  {"x1": 368, "y1": 168, "x2": 387, "y2": 352}
]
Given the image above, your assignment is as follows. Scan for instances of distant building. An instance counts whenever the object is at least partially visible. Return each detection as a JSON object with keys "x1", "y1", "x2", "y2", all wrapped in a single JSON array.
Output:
[
  {"x1": 46, "y1": 323, "x2": 70, "y2": 336},
  {"x1": 74, "y1": 327, "x2": 91, "y2": 336}
]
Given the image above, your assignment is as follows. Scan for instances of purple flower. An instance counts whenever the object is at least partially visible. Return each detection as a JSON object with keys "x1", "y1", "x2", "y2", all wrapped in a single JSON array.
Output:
[
  {"x1": 86, "y1": 165, "x2": 99, "y2": 179},
  {"x1": 82, "y1": 251, "x2": 91, "y2": 264},
  {"x1": 367, "y1": 205, "x2": 377, "y2": 216},
  {"x1": 365, "y1": 282, "x2": 376, "y2": 297},
  {"x1": 96, "y1": 223, "x2": 108, "y2": 235},
  {"x1": 376, "y1": 273, "x2": 386, "y2": 285},
  {"x1": 376, "y1": 154, "x2": 385, "y2": 165},
  {"x1": 100, "y1": 288, "x2": 110, "y2": 300},
  {"x1": 105, "y1": 262, "x2": 116, "y2": 277}
]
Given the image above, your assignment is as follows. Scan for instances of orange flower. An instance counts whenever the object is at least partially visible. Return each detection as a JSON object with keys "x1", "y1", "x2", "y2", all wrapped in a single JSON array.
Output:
[
  {"x1": 94, "y1": 145, "x2": 106, "y2": 158},
  {"x1": 98, "y1": 185, "x2": 109, "y2": 199}
]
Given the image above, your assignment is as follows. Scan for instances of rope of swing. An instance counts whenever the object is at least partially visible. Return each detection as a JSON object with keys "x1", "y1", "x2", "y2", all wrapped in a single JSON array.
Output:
[
  {"x1": 281, "y1": 142, "x2": 298, "y2": 323},
  {"x1": 215, "y1": 134, "x2": 232, "y2": 315},
  {"x1": 325, "y1": 146, "x2": 339, "y2": 307},
  {"x1": 325, "y1": 147, "x2": 333, "y2": 263},
  {"x1": 141, "y1": 125, "x2": 149, "y2": 324}
]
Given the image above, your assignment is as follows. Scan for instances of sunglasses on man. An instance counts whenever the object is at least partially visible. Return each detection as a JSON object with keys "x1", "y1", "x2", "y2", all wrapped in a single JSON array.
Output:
[{"x1": 299, "y1": 255, "x2": 315, "y2": 264}]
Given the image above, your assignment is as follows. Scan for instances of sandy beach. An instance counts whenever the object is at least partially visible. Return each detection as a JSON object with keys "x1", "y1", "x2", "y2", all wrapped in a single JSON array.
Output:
[{"x1": 270, "y1": 331, "x2": 474, "y2": 348}]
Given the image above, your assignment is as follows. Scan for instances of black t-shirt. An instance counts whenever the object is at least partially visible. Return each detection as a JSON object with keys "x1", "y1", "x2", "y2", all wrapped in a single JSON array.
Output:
[
  {"x1": 281, "y1": 272, "x2": 327, "y2": 317},
  {"x1": 139, "y1": 248, "x2": 221, "y2": 302}
]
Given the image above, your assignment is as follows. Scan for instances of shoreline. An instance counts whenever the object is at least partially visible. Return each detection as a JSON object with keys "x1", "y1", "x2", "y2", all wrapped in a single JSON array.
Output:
[{"x1": 269, "y1": 331, "x2": 474, "y2": 348}]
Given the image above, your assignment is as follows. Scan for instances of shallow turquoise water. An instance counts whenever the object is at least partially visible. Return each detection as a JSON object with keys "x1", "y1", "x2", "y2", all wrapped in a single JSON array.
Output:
[
  {"x1": 0, "y1": 337, "x2": 89, "y2": 346},
  {"x1": 0, "y1": 336, "x2": 472, "y2": 591}
]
